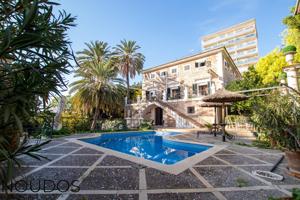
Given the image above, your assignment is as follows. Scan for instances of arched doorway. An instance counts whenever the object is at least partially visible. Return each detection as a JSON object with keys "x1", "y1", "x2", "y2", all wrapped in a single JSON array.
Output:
[{"x1": 155, "y1": 107, "x2": 163, "y2": 126}]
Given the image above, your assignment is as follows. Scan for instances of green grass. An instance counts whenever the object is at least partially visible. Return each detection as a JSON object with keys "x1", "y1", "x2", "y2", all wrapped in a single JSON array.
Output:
[
  {"x1": 252, "y1": 140, "x2": 272, "y2": 149},
  {"x1": 235, "y1": 140, "x2": 274, "y2": 150},
  {"x1": 236, "y1": 177, "x2": 248, "y2": 187},
  {"x1": 235, "y1": 142, "x2": 252, "y2": 147}
]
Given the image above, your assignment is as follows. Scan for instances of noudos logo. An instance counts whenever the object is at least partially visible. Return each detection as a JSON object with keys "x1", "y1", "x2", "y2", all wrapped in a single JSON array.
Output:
[{"x1": 3, "y1": 179, "x2": 80, "y2": 193}]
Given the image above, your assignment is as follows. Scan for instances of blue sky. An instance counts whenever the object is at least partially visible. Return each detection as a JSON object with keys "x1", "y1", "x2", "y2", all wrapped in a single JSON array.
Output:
[{"x1": 59, "y1": 0, "x2": 296, "y2": 86}]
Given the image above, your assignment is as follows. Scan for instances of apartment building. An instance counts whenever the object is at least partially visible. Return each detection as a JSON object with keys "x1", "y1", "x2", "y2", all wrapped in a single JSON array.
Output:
[
  {"x1": 125, "y1": 47, "x2": 241, "y2": 129},
  {"x1": 201, "y1": 19, "x2": 259, "y2": 73}
]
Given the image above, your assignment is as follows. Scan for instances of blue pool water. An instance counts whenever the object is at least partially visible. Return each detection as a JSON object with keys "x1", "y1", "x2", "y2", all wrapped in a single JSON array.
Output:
[{"x1": 81, "y1": 131, "x2": 212, "y2": 165}]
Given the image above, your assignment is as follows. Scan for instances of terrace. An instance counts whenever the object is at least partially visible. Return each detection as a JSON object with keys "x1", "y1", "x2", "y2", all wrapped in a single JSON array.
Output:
[{"x1": 3, "y1": 133, "x2": 299, "y2": 200}]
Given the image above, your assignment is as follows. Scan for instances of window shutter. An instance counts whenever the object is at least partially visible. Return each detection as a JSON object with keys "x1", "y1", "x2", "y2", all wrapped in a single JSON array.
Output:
[
  {"x1": 207, "y1": 81, "x2": 211, "y2": 95},
  {"x1": 167, "y1": 88, "x2": 171, "y2": 99},
  {"x1": 192, "y1": 84, "x2": 197, "y2": 94},
  {"x1": 195, "y1": 62, "x2": 199, "y2": 68},
  {"x1": 177, "y1": 86, "x2": 181, "y2": 98}
]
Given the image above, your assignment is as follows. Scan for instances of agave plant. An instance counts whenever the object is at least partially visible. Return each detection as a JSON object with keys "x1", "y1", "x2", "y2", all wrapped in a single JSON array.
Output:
[{"x1": 0, "y1": 138, "x2": 51, "y2": 192}]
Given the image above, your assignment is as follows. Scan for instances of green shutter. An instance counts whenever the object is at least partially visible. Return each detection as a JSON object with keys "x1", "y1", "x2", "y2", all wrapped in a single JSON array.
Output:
[
  {"x1": 192, "y1": 84, "x2": 197, "y2": 94},
  {"x1": 167, "y1": 88, "x2": 171, "y2": 99}
]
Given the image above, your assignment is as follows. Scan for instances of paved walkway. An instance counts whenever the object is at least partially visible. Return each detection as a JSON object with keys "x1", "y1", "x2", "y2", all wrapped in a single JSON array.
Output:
[{"x1": 1, "y1": 133, "x2": 300, "y2": 200}]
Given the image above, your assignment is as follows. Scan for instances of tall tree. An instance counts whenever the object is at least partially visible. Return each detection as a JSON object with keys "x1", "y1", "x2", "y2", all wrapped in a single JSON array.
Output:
[
  {"x1": 0, "y1": 0, "x2": 75, "y2": 189},
  {"x1": 77, "y1": 41, "x2": 111, "y2": 65},
  {"x1": 282, "y1": 6, "x2": 300, "y2": 62},
  {"x1": 70, "y1": 42, "x2": 125, "y2": 130},
  {"x1": 226, "y1": 66, "x2": 272, "y2": 114},
  {"x1": 255, "y1": 48, "x2": 287, "y2": 85},
  {"x1": 114, "y1": 40, "x2": 145, "y2": 99},
  {"x1": 254, "y1": 6, "x2": 300, "y2": 85},
  {"x1": 0, "y1": 0, "x2": 75, "y2": 135}
]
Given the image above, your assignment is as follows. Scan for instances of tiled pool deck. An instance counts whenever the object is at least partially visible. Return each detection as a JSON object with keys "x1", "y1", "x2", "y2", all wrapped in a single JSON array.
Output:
[{"x1": 2, "y1": 133, "x2": 300, "y2": 200}]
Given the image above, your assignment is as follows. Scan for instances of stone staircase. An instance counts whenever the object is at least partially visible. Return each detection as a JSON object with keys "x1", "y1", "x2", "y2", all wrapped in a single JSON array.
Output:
[
  {"x1": 151, "y1": 100, "x2": 205, "y2": 129},
  {"x1": 127, "y1": 99, "x2": 207, "y2": 129}
]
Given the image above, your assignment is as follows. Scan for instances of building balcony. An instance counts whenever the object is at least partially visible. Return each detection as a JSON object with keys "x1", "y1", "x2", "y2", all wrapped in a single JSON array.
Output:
[{"x1": 202, "y1": 29, "x2": 256, "y2": 47}]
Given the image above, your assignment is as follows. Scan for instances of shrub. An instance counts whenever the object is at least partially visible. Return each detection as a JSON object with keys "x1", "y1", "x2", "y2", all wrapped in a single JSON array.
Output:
[
  {"x1": 53, "y1": 127, "x2": 71, "y2": 136},
  {"x1": 252, "y1": 140, "x2": 272, "y2": 149},
  {"x1": 226, "y1": 115, "x2": 250, "y2": 124},
  {"x1": 282, "y1": 45, "x2": 297, "y2": 54},
  {"x1": 204, "y1": 123, "x2": 212, "y2": 131},
  {"x1": 101, "y1": 119, "x2": 127, "y2": 131},
  {"x1": 251, "y1": 91, "x2": 300, "y2": 151},
  {"x1": 61, "y1": 114, "x2": 90, "y2": 133},
  {"x1": 139, "y1": 120, "x2": 153, "y2": 130}
]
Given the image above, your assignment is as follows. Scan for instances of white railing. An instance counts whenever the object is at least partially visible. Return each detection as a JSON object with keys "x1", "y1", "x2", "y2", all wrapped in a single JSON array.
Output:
[
  {"x1": 154, "y1": 102, "x2": 194, "y2": 128},
  {"x1": 203, "y1": 29, "x2": 255, "y2": 46}
]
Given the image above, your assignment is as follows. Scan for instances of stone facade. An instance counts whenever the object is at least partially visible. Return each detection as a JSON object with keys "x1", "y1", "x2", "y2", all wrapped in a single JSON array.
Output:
[
  {"x1": 284, "y1": 64, "x2": 300, "y2": 91},
  {"x1": 125, "y1": 47, "x2": 241, "y2": 128}
]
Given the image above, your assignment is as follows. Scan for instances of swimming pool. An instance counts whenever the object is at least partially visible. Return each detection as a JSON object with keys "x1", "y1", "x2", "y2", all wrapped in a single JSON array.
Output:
[{"x1": 81, "y1": 131, "x2": 212, "y2": 165}]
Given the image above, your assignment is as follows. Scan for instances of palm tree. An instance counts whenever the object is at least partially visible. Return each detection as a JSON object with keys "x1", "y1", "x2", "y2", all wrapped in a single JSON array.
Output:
[
  {"x1": 70, "y1": 42, "x2": 125, "y2": 130},
  {"x1": 114, "y1": 40, "x2": 145, "y2": 99},
  {"x1": 77, "y1": 41, "x2": 111, "y2": 64}
]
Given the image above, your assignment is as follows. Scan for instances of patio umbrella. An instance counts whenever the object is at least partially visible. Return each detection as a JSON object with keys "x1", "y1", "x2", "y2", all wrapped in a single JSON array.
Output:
[
  {"x1": 202, "y1": 89, "x2": 248, "y2": 141},
  {"x1": 200, "y1": 102, "x2": 232, "y2": 137}
]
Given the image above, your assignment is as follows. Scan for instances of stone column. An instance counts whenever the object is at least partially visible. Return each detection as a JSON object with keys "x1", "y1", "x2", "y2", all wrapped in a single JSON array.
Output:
[
  {"x1": 284, "y1": 65, "x2": 299, "y2": 91},
  {"x1": 211, "y1": 82, "x2": 216, "y2": 94},
  {"x1": 124, "y1": 96, "x2": 128, "y2": 105},
  {"x1": 141, "y1": 89, "x2": 146, "y2": 101},
  {"x1": 184, "y1": 86, "x2": 188, "y2": 100},
  {"x1": 137, "y1": 95, "x2": 141, "y2": 103},
  {"x1": 162, "y1": 90, "x2": 167, "y2": 101},
  {"x1": 124, "y1": 97, "x2": 127, "y2": 118}
]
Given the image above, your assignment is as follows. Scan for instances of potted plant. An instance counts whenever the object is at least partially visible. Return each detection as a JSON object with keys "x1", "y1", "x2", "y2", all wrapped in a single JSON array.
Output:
[
  {"x1": 282, "y1": 45, "x2": 297, "y2": 64},
  {"x1": 251, "y1": 91, "x2": 300, "y2": 178},
  {"x1": 204, "y1": 123, "x2": 213, "y2": 133}
]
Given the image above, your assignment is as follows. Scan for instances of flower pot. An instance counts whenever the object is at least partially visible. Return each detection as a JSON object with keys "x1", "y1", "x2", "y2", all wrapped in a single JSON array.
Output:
[
  {"x1": 285, "y1": 52, "x2": 295, "y2": 64},
  {"x1": 285, "y1": 151, "x2": 300, "y2": 177}
]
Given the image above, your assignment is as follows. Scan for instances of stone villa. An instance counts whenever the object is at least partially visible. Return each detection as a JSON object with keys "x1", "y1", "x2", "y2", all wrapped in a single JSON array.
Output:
[{"x1": 125, "y1": 47, "x2": 242, "y2": 129}]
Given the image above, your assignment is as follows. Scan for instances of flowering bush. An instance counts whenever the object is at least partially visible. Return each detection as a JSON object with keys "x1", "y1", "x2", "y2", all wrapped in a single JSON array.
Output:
[{"x1": 101, "y1": 119, "x2": 127, "y2": 131}]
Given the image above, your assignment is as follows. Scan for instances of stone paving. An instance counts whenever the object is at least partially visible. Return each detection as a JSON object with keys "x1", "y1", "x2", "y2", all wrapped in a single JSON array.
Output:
[{"x1": 1, "y1": 133, "x2": 300, "y2": 200}]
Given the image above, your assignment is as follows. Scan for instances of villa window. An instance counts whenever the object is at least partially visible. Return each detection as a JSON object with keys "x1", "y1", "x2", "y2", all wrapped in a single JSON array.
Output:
[
  {"x1": 195, "y1": 61, "x2": 206, "y2": 68},
  {"x1": 184, "y1": 65, "x2": 190, "y2": 70},
  {"x1": 198, "y1": 85, "x2": 208, "y2": 96},
  {"x1": 160, "y1": 71, "x2": 167, "y2": 77},
  {"x1": 150, "y1": 73, "x2": 155, "y2": 79},
  {"x1": 171, "y1": 68, "x2": 177, "y2": 74},
  {"x1": 171, "y1": 88, "x2": 180, "y2": 99},
  {"x1": 187, "y1": 106, "x2": 195, "y2": 114}
]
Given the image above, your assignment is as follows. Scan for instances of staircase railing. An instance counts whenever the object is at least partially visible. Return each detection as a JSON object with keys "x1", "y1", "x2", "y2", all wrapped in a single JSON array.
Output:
[{"x1": 153, "y1": 99, "x2": 206, "y2": 128}]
